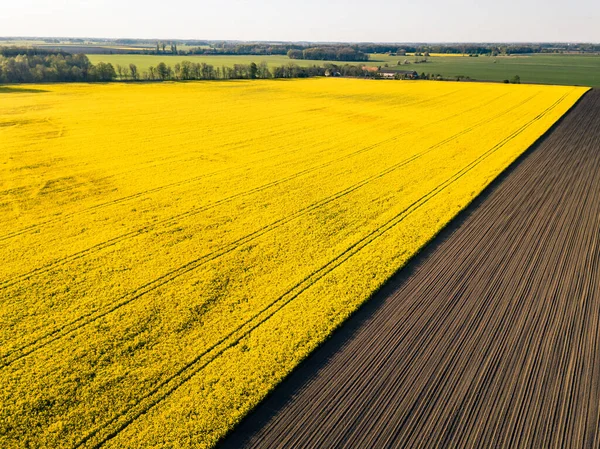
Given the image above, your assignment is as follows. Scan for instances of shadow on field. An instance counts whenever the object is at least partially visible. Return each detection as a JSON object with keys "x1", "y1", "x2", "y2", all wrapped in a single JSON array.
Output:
[
  {"x1": 0, "y1": 86, "x2": 49, "y2": 94},
  {"x1": 217, "y1": 89, "x2": 591, "y2": 448}
]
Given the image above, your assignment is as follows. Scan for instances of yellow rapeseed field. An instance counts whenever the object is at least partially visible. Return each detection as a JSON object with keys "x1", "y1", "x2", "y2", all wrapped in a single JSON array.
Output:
[
  {"x1": 406, "y1": 52, "x2": 468, "y2": 57},
  {"x1": 0, "y1": 79, "x2": 586, "y2": 448}
]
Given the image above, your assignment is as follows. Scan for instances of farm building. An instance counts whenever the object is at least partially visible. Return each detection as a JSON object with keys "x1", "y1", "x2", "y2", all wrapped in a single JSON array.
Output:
[
  {"x1": 325, "y1": 69, "x2": 342, "y2": 77},
  {"x1": 362, "y1": 66, "x2": 379, "y2": 74},
  {"x1": 379, "y1": 69, "x2": 419, "y2": 79}
]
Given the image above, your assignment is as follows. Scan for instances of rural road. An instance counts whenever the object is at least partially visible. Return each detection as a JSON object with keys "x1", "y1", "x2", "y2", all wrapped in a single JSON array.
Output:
[{"x1": 220, "y1": 89, "x2": 600, "y2": 449}]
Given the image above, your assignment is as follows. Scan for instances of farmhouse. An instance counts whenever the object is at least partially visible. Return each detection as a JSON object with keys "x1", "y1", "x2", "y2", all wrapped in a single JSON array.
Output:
[
  {"x1": 324, "y1": 69, "x2": 342, "y2": 77},
  {"x1": 379, "y1": 69, "x2": 419, "y2": 79},
  {"x1": 362, "y1": 66, "x2": 379, "y2": 73}
]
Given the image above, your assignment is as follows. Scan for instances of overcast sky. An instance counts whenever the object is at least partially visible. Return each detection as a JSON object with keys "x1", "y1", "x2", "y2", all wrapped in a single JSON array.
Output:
[{"x1": 2, "y1": 0, "x2": 599, "y2": 43}]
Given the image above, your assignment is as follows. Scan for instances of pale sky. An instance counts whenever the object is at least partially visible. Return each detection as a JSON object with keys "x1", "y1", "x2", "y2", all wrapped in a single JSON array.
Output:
[{"x1": 2, "y1": 0, "x2": 599, "y2": 43}]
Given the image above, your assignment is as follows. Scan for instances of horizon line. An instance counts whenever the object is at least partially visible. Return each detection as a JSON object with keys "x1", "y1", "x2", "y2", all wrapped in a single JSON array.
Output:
[{"x1": 1, "y1": 36, "x2": 599, "y2": 45}]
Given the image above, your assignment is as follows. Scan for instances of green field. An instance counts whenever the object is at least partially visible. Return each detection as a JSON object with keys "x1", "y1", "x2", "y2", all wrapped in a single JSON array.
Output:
[
  {"x1": 87, "y1": 53, "x2": 600, "y2": 87},
  {"x1": 87, "y1": 54, "x2": 343, "y2": 71},
  {"x1": 375, "y1": 53, "x2": 600, "y2": 87}
]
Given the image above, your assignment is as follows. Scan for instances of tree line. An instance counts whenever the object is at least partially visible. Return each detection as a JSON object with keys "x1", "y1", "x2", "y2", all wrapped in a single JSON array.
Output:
[
  {"x1": 0, "y1": 49, "x2": 380, "y2": 83},
  {"x1": 0, "y1": 47, "x2": 69, "y2": 58},
  {"x1": 3, "y1": 40, "x2": 600, "y2": 58},
  {"x1": 287, "y1": 47, "x2": 369, "y2": 62},
  {"x1": 68, "y1": 38, "x2": 600, "y2": 55},
  {"x1": 117, "y1": 61, "x2": 377, "y2": 80},
  {"x1": 139, "y1": 42, "x2": 306, "y2": 56},
  {"x1": 186, "y1": 43, "x2": 304, "y2": 56},
  {"x1": 141, "y1": 42, "x2": 595, "y2": 59},
  {"x1": 0, "y1": 51, "x2": 118, "y2": 83}
]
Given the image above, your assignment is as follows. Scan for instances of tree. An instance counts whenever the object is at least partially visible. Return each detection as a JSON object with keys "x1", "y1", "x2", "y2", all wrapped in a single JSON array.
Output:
[
  {"x1": 249, "y1": 62, "x2": 258, "y2": 79},
  {"x1": 192, "y1": 63, "x2": 202, "y2": 79},
  {"x1": 115, "y1": 64, "x2": 125, "y2": 79},
  {"x1": 258, "y1": 61, "x2": 271, "y2": 79},
  {"x1": 180, "y1": 60, "x2": 192, "y2": 80},
  {"x1": 287, "y1": 49, "x2": 304, "y2": 59},
  {"x1": 201, "y1": 63, "x2": 215, "y2": 79},
  {"x1": 92, "y1": 62, "x2": 117, "y2": 81},
  {"x1": 232, "y1": 64, "x2": 248, "y2": 79},
  {"x1": 511, "y1": 75, "x2": 521, "y2": 84},
  {"x1": 156, "y1": 62, "x2": 169, "y2": 80},
  {"x1": 129, "y1": 63, "x2": 138, "y2": 80}
]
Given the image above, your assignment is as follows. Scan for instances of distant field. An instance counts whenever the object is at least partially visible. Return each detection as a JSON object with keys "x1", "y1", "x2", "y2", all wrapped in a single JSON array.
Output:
[
  {"x1": 87, "y1": 53, "x2": 344, "y2": 70},
  {"x1": 42, "y1": 44, "x2": 153, "y2": 54},
  {"x1": 0, "y1": 41, "x2": 154, "y2": 53},
  {"x1": 87, "y1": 53, "x2": 600, "y2": 86},
  {"x1": 375, "y1": 53, "x2": 600, "y2": 86},
  {"x1": 0, "y1": 40, "x2": 48, "y2": 46},
  {"x1": 0, "y1": 79, "x2": 585, "y2": 448},
  {"x1": 405, "y1": 52, "x2": 467, "y2": 57}
]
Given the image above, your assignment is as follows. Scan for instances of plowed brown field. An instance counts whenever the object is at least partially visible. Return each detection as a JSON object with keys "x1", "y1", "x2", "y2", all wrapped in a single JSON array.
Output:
[{"x1": 221, "y1": 89, "x2": 600, "y2": 448}]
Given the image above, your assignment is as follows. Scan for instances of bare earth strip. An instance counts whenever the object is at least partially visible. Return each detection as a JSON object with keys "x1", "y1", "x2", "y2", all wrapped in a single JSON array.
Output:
[{"x1": 220, "y1": 90, "x2": 600, "y2": 448}]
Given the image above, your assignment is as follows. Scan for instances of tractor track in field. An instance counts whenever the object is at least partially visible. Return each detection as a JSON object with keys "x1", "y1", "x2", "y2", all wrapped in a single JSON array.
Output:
[
  {"x1": 0, "y1": 91, "x2": 552, "y2": 371},
  {"x1": 220, "y1": 90, "x2": 600, "y2": 449},
  {"x1": 0, "y1": 87, "x2": 490, "y2": 244},
  {"x1": 63, "y1": 91, "x2": 570, "y2": 449},
  {"x1": 0, "y1": 91, "x2": 524, "y2": 291}
]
